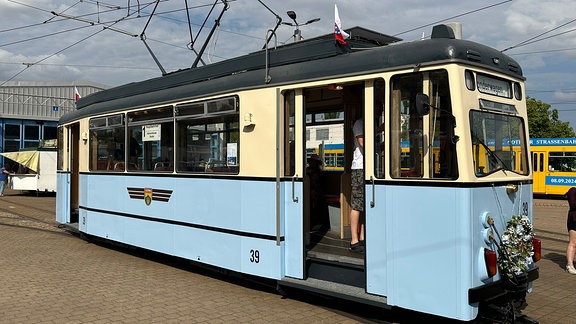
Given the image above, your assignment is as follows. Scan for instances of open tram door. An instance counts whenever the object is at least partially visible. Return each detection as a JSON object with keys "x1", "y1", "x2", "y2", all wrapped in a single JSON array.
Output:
[
  {"x1": 69, "y1": 123, "x2": 80, "y2": 223},
  {"x1": 280, "y1": 81, "x2": 391, "y2": 305},
  {"x1": 56, "y1": 122, "x2": 80, "y2": 225},
  {"x1": 300, "y1": 82, "x2": 366, "y2": 279}
]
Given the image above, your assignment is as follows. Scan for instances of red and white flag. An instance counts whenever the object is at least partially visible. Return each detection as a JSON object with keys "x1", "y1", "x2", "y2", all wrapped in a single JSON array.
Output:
[
  {"x1": 334, "y1": 4, "x2": 349, "y2": 45},
  {"x1": 74, "y1": 86, "x2": 81, "y2": 101}
]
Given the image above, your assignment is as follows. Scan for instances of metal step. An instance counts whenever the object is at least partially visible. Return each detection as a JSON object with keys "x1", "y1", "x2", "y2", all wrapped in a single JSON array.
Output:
[
  {"x1": 278, "y1": 276, "x2": 389, "y2": 309},
  {"x1": 306, "y1": 255, "x2": 365, "y2": 288}
]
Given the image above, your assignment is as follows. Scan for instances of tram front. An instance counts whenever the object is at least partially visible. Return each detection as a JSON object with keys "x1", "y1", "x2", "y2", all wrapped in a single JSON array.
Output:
[{"x1": 456, "y1": 69, "x2": 541, "y2": 320}]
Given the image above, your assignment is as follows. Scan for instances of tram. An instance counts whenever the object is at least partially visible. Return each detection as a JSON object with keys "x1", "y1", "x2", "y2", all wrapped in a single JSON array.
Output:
[
  {"x1": 56, "y1": 23, "x2": 540, "y2": 322},
  {"x1": 531, "y1": 137, "x2": 576, "y2": 196}
]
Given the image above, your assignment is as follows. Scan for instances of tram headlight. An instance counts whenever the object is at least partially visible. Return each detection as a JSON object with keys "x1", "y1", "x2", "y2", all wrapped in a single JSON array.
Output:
[{"x1": 484, "y1": 248, "x2": 497, "y2": 278}]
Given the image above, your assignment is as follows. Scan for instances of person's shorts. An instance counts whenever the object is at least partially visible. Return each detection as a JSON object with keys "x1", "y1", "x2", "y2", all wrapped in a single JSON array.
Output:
[
  {"x1": 568, "y1": 212, "x2": 576, "y2": 232},
  {"x1": 351, "y1": 169, "x2": 364, "y2": 212}
]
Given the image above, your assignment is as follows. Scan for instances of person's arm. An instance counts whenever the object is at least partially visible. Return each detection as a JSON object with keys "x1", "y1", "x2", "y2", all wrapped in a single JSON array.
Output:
[{"x1": 357, "y1": 135, "x2": 364, "y2": 149}]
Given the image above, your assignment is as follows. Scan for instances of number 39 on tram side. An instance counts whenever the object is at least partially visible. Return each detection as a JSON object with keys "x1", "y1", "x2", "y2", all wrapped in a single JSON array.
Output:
[{"x1": 56, "y1": 24, "x2": 540, "y2": 322}]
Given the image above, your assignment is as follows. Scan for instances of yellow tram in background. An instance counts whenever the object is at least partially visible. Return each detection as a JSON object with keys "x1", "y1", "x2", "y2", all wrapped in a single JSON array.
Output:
[{"x1": 531, "y1": 138, "x2": 576, "y2": 195}]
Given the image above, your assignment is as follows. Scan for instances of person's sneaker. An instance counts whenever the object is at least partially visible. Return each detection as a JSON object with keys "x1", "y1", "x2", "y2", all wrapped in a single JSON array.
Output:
[
  {"x1": 567, "y1": 264, "x2": 576, "y2": 274},
  {"x1": 359, "y1": 240, "x2": 365, "y2": 247},
  {"x1": 349, "y1": 242, "x2": 365, "y2": 253}
]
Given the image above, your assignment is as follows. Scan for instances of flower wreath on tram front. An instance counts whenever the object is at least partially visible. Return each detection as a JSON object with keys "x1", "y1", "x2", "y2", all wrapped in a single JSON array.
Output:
[{"x1": 498, "y1": 215, "x2": 535, "y2": 279}]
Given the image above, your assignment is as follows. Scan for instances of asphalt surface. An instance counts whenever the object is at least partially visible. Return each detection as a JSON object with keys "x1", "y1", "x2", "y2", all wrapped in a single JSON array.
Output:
[{"x1": 0, "y1": 189, "x2": 574, "y2": 323}]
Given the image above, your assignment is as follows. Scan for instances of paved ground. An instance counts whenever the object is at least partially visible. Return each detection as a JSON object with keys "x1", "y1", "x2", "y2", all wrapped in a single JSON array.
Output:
[
  {"x1": 526, "y1": 197, "x2": 576, "y2": 324},
  {"x1": 0, "y1": 189, "x2": 574, "y2": 323}
]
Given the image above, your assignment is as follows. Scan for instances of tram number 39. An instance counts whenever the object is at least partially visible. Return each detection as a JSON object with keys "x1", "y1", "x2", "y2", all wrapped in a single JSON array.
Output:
[{"x1": 250, "y1": 249, "x2": 260, "y2": 263}]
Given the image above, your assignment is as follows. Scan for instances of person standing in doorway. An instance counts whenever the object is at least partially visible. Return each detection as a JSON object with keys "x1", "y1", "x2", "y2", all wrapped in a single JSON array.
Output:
[
  {"x1": 0, "y1": 164, "x2": 11, "y2": 196},
  {"x1": 566, "y1": 187, "x2": 576, "y2": 274},
  {"x1": 349, "y1": 118, "x2": 365, "y2": 253}
]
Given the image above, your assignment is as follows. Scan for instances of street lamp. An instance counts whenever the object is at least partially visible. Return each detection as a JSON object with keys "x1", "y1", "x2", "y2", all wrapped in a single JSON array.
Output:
[{"x1": 282, "y1": 10, "x2": 320, "y2": 42}]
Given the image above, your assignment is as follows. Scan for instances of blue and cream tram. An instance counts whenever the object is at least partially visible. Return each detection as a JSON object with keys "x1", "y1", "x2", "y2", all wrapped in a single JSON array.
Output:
[{"x1": 56, "y1": 24, "x2": 540, "y2": 322}]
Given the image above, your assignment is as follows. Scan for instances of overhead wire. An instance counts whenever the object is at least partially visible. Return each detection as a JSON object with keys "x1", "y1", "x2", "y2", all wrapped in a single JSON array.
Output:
[
  {"x1": 502, "y1": 18, "x2": 576, "y2": 52},
  {"x1": 0, "y1": 25, "x2": 95, "y2": 48},
  {"x1": 2, "y1": 0, "x2": 575, "y2": 86},
  {"x1": 0, "y1": 28, "x2": 109, "y2": 86},
  {"x1": 0, "y1": 61, "x2": 160, "y2": 71},
  {"x1": 2, "y1": 0, "x2": 251, "y2": 52},
  {"x1": 1, "y1": 0, "x2": 162, "y2": 35},
  {"x1": 0, "y1": 9, "x2": 142, "y2": 87},
  {"x1": 392, "y1": 0, "x2": 512, "y2": 37},
  {"x1": 43, "y1": 0, "x2": 83, "y2": 24},
  {"x1": 510, "y1": 47, "x2": 576, "y2": 56},
  {"x1": 1, "y1": 0, "x2": 238, "y2": 75}
]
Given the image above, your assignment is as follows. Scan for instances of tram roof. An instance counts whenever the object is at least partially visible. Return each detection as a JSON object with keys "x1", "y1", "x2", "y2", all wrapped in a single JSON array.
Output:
[{"x1": 61, "y1": 24, "x2": 523, "y2": 124}]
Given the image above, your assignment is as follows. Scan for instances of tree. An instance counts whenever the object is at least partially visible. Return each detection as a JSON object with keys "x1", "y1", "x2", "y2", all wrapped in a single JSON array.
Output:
[{"x1": 526, "y1": 97, "x2": 575, "y2": 138}]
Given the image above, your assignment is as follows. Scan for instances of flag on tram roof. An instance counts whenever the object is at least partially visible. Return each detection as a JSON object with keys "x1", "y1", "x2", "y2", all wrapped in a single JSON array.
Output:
[
  {"x1": 74, "y1": 86, "x2": 81, "y2": 102},
  {"x1": 334, "y1": 4, "x2": 349, "y2": 45}
]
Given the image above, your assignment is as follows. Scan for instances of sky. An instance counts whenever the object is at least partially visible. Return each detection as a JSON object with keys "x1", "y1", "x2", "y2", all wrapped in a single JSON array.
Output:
[{"x1": 2, "y1": 0, "x2": 576, "y2": 130}]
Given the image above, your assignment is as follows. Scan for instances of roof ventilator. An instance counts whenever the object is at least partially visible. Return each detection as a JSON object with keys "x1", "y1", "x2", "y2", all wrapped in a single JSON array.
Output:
[{"x1": 431, "y1": 23, "x2": 461, "y2": 39}]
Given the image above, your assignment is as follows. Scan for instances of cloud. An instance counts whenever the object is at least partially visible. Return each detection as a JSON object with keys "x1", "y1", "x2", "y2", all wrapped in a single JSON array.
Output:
[{"x1": 1, "y1": 0, "x2": 576, "y2": 127}]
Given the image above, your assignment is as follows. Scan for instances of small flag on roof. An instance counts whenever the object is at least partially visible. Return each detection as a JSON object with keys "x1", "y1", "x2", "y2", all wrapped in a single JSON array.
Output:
[
  {"x1": 74, "y1": 86, "x2": 81, "y2": 102},
  {"x1": 334, "y1": 4, "x2": 349, "y2": 45}
]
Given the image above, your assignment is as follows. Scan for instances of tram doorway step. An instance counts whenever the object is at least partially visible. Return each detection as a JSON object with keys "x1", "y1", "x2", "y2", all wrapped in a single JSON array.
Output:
[
  {"x1": 278, "y1": 276, "x2": 388, "y2": 309},
  {"x1": 71, "y1": 208, "x2": 79, "y2": 223},
  {"x1": 306, "y1": 257, "x2": 364, "y2": 288}
]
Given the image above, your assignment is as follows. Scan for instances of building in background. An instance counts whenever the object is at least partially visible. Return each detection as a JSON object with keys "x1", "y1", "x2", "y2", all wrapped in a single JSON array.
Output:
[{"x1": 0, "y1": 81, "x2": 107, "y2": 163}]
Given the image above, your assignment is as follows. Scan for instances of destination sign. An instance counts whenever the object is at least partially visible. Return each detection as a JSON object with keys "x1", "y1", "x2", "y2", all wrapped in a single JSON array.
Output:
[{"x1": 477, "y1": 74, "x2": 511, "y2": 98}]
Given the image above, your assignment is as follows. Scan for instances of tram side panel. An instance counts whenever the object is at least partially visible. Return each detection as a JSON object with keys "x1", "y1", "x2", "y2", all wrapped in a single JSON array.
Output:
[
  {"x1": 79, "y1": 173, "x2": 284, "y2": 280},
  {"x1": 366, "y1": 182, "x2": 532, "y2": 321},
  {"x1": 370, "y1": 185, "x2": 472, "y2": 319},
  {"x1": 283, "y1": 179, "x2": 304, "y2": 279}
]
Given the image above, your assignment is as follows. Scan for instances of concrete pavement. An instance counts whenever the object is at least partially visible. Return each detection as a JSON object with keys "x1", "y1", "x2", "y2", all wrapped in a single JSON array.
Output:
[{"x1": 0, "y1": 190, "x2": 575, "y2": 323}]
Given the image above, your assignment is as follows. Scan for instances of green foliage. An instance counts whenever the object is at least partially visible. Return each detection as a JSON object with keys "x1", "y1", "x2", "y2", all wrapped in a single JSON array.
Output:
[{"x1": 527, "y1": 97, "x2": 575, "y2": 138}]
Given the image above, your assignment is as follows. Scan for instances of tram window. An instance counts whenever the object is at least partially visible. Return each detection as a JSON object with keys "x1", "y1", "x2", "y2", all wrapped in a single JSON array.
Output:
[
  {"x1": 470, "y1": 111, "x2": 528, "y2": 176},
  {"x1": 514, "y1": 82, "x2": 522, "y2": 100},
  {"x1": 428, "y1": 70, "x2": 457, "y2": 179},
  {"x1": 389, "y1": 70, "x2": 457, "y2": 179},
  {"x1": 176, "y1": 96, "x2": 239, "y2": 174},
  {"x1": 89, "y1": 114, "x2": 125, "y2": 171},
  {"x1": 548, "y1": 152, "x2": 576, "y2": 172},
  {"x1": 284, "y1": 90, "x2": 295, "y2": 176},
  {"x1": 57, "y1": 126, "x2": 64, "y2": 171},
  {"x1": 390, "y1": 73, "x2": 424, "y2": 178},
  {"x1": 374, "y1": 78, "x2": 385, "y2": 178},
  {"x1": 465, "y1": 70, "x2": 475, "y2": 91},
  {"x1": 127, "y1": 106, "x2": 174, "y2": 172}
]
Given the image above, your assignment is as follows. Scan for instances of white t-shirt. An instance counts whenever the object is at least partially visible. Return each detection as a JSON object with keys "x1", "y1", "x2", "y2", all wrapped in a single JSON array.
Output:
[{"x1": 351, "y1": 119, "x2": 364, "y2": 170}]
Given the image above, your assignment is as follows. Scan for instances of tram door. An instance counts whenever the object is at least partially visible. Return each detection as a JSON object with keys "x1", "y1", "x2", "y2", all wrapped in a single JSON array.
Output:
[
  {"x1": 69, "y1": 123, "x2": 80, "y2": 223},
  {"x1": 365, "y1": 79, "x2": 387, "y2": 296},
  {"x1": 532, "y1": 151, "x2": 546, "y2": 194},
  {"x1": 283, "y1": 89, "x2": 306, "y2": 279}
]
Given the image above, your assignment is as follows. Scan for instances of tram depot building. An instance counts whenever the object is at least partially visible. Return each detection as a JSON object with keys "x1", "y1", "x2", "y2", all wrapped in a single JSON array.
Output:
[{"x1": 0, "y1": 81, "x2": 106, "y2": 167}]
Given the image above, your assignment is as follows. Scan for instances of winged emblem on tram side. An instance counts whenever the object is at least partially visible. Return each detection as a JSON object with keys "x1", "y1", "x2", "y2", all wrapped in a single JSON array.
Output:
[{"x1": 127, "y1": 187, "x2": 173, "y2": 206}]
